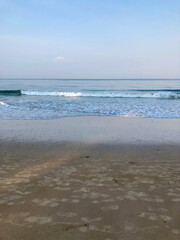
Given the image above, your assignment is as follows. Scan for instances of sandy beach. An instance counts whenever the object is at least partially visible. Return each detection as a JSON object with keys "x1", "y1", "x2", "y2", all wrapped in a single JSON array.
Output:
[{"x1": 0, "y1": 117, "x2": 180, "y2": 240}]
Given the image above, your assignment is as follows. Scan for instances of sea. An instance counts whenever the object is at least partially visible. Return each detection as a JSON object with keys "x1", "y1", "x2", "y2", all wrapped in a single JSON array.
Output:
[{"x1": 0, "y1": 79, "x2": 180, "y2": 119}]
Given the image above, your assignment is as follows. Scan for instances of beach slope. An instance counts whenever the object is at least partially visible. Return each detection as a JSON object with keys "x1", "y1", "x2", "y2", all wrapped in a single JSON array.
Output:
[{"x1": 0, "y1": 117, "x2": 180, "y2": 240}]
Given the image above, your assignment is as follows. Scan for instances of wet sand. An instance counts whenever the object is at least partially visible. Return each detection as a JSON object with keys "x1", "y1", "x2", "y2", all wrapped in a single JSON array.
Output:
[
  {"x1": 0, "y1": 116, "x2": 180, "y2": 144},
  {"x1": 0, "y1": 117, "x2": 180, "y2": 240}
]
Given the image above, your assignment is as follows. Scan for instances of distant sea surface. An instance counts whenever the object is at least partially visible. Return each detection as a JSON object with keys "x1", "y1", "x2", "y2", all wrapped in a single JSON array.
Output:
[{"x1": 0, "y1": 79, "x2": 180, "y2": 119}]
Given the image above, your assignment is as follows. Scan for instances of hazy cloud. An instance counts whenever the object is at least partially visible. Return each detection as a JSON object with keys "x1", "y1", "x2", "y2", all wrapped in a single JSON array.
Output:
[{"x1": 55, "y1": 56, "x2": 64, "y2": 61}]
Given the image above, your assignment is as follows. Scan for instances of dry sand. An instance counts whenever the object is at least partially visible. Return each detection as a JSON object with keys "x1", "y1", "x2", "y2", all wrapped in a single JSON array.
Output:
[{"x1": 0, "y1": 116, "x2": 180, "y2": 240}]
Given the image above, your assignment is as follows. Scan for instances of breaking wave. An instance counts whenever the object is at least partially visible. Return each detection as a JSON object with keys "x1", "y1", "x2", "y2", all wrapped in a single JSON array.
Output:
[
  {"x1": 0, "y1": 89, "x2": 179, "y2": 99},
  {"x1": 22, "y1": 90, "x2": 180, "y2": 99}
]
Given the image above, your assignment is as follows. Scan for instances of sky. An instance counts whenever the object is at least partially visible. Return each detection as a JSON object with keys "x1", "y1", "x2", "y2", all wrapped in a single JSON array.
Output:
[{"x1": 0, "y1": 0, "x2": 180, "y2": 79}]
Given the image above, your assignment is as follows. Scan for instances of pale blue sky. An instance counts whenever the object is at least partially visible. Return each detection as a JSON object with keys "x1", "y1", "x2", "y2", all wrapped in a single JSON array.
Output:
[{"x1": 0, "y1": 0, "x2": 180, "y2": 78}]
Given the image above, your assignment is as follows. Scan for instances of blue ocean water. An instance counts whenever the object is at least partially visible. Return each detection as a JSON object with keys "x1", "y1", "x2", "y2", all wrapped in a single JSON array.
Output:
[{"x1": 0, "y1": 79, "x2": 180, "y2": 119}]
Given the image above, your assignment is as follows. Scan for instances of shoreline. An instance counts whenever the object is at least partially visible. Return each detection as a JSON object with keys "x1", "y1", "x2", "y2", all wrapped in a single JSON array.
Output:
[{"x1": 2, "y1": 114, "x2": 180, "y2": 120}]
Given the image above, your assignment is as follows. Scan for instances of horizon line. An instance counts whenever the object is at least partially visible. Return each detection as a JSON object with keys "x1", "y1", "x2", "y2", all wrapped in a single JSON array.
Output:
[{"x1": 0, "y1": 78, "x2": 180, "y2": 80}]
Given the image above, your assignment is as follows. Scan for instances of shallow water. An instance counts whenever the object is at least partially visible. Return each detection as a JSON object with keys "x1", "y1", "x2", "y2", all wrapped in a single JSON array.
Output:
[{"x1": 0, "y1": 79, "x2": 180, "y2": 119}]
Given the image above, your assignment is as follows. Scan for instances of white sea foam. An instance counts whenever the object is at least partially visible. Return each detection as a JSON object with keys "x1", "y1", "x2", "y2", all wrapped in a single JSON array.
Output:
[
  {"x1": 22, "y1": 91, "x2": 82, "y2": 97},
  {"x1": 0, "y1": 101, "x2": 8, "y2": 106},
  {"x1": 21, "y1": 91, "x2": 180, "y2": 99}
]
